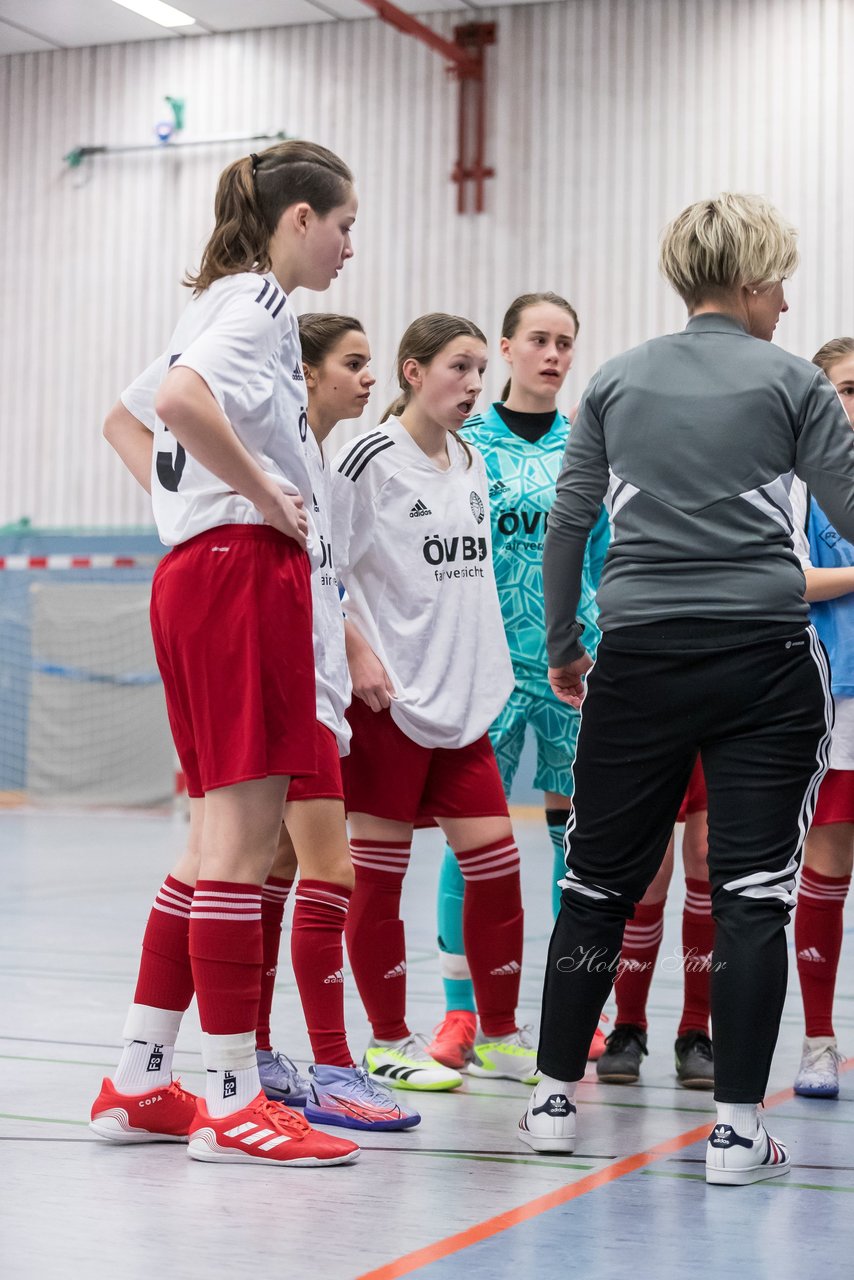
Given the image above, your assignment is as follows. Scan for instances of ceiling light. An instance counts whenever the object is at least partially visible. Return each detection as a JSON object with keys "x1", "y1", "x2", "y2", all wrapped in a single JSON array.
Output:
[{"x1": 110, "y1": 1, "x2": 197, "y2": 28}]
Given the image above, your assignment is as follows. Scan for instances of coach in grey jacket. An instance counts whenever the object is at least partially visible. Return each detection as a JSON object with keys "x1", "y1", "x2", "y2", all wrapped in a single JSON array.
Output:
[{"x1": 517, "y1": 193, "x2": 854, "y2": 1186}]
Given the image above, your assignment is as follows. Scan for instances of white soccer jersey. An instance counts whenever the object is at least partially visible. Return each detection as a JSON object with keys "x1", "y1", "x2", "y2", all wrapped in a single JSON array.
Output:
[
  {"x1": 306, "y1": 433, "x2": 352, "y2": 754},
  {"x1": 331, "y1": 417, "x2": 514, "y2": 749},
  {"x1": 120, "y1": 271, "x2": 318, "y2": 555}
]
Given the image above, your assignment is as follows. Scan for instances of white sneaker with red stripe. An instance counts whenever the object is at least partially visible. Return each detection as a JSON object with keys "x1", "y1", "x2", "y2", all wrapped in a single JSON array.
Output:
[
  {"x1": 187, "y1": 1092, "x2": 360, "y2": 1166},
  {"x1": 705, "y1": 1121, "x2": 790, "y2": 1185}
]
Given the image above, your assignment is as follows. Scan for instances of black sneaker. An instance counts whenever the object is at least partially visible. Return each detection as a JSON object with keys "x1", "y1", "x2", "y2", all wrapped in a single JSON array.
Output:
[
  {"x1": 674, "y1": 1030, "x2": 714, "y2": 1090},
  {"x1": 596, "y1": 1024, "x2": 648, "y2": 1084}
]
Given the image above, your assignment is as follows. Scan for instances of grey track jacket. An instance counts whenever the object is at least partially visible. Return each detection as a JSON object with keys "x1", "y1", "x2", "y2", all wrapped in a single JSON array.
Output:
[{"x1": 544, "y1": 313, "x2": 854, "y2": 666}]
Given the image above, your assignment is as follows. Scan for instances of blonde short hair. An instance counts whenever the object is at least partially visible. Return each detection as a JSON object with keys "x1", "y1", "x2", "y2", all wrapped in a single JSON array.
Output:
[{"x1": 659, "y1": 193, "x2": 799, "y2": 308}]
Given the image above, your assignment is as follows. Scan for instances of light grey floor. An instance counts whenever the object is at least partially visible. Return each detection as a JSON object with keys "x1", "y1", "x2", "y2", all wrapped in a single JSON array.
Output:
[{"x1": 1, "y1": 810, "x2": 853, "y2": 1280}]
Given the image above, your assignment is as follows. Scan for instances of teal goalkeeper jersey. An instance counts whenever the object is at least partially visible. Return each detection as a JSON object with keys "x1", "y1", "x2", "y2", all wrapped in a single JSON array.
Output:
[{"x1": 464, "y1": 405, "x2": 609, "y2": 695}]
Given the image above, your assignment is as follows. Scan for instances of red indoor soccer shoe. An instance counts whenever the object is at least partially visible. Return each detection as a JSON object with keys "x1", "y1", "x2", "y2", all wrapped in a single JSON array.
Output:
[
  {"x1": 90, "y1": 1077, "x2": 198, "y2": 1143},
  {"x1": 427, "y1": 1009, "x2": 478, "y2": 1070},
  {"x1": 187, "y1": 1092, "x2": 360, "y2": 1166},
  {"x1": 587, "y1": 1014, "x2": 610, "y2": 1062}
]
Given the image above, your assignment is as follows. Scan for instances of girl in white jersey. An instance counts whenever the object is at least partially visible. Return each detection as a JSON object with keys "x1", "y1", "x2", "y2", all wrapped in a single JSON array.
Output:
[
  {"x1": 90, "y1": 141, "x2": 361, "y2": 1168},
  {"x1": 256, "y1": 312, "x2": 419, "y2": 1132},
  {"x1": 332, "y1": 314, "x2": 535, "y2": 1091}
]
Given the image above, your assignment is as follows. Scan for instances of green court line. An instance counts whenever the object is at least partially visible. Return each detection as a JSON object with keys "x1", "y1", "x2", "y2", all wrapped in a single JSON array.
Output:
[
  {"x1": 0, "y1": 1052, "x2": 205, "y2": 1076},
  {"x1": 0, "y1": 1112, "x2": 89, "y2": 1128},
  {"x1": 464, "y1": 1088, "x2": 854, "y2": 1125},
  {"x1": 641, "y1": 1169, "x2": 854, "y2": 1193},
  {"x1": 400, "y1": 1150, "x2": 592, "y2": 1170}
]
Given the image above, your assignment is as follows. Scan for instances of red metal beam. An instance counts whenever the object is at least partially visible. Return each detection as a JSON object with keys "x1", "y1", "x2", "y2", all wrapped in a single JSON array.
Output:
[
  {"x1": 357, "y1": 0, "x2": 479, "y2": 76},
  {"x1": 357, "y1": 0, "x2": 496, "y2": 212}
]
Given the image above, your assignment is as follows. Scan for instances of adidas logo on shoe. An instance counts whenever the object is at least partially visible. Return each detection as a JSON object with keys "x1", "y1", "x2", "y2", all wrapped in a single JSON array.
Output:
[
  {"x1": 324, "y1": 969, "x2": 345, "y2": 984},
  {"x1": 531, "y1": 1094, "x2": 574, "y2": 1118},
  {"x1": 409, "y1": 499, "x2": 432, "y2": 518},
  {"x1": 384, "y1": 962, "x2": 407, "y2": 979},
  {"x1": 797, "y1": 947, "x2": 824, "y2": 962},
  {"x1": 710, "y1": 1124, "x2": 752, "y2": 1149},
  {"x1": 489, "y1": 961, "x2": 521, "y2": 976}
]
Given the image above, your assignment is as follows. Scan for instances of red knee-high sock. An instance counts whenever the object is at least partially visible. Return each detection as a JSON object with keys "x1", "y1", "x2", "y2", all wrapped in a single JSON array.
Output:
[
  {"x1": 133, "y1": 875, "x2": 195, "y2": 1011},
  {"x1": 291, "y1": 879, "x2": 353, "y2": 1067},
  {"x1": 614, "y1": 900, "x2": 665, "y2": 1031},
  {"x1": 189, "y1": 881, "x2": 263, "y2": 1035},
  {"x1": 455, "y1": 838, "x2": 523, "y2": 1038},
  {"x1": 678, "y1": 877, "x2": 714, "y2": 1036},
  {"x1": 345, "y1": 840, "x2": 411, "y2": 1042},
  {"x1": 256, "y1": 876, "x2": 293, "y2": 1052},
  {"x1": 795, "y1": 866, "x2": 851, "y2": 1038}
]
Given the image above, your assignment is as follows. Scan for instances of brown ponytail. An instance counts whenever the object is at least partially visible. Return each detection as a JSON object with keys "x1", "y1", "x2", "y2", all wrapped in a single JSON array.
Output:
[
  {"x1": 500, "y1": 291, "x2": 580, "y2": 401},
  {"x1": 185, "y1": 140, "x2": 353, "y2": 293},
  {"x1": 813, "y1": 336, "x2": 854, "y2": 375},
  {"x1": 380, "y1": 313, "x2": 487, "y2": 468},
  {"x1": 298, "y1": 313, "x2": 365, "y2": 366}
]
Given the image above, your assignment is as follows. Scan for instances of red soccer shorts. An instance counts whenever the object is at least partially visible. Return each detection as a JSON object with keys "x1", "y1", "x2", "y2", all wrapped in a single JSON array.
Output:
[
  {"x1": 677, "y1": 757, "x2": 708, "y2": 823},
  {"x1": 150, "y1": 525, "x2": 316, "y2": 797},
  {"x1": 286, "y1": 722, "x2": 344, "y2": 803},
  {"x1": 812, "y1": 768, "x2": 854, "y2": 826},
  {"x1": 342, "y1": 699, "x2": 509, "y2": 824}
]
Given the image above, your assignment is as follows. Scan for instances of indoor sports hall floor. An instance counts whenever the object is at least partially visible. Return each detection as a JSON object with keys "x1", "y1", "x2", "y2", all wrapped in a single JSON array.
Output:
[{"x1": 2, "y1": 808, "x2": 853, "y2": 1279}]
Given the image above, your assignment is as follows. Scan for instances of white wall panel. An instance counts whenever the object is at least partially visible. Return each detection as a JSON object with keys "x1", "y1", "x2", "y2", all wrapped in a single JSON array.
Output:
[{"x1": 1, "y1": 1, "x2": 852, "y2": 527}]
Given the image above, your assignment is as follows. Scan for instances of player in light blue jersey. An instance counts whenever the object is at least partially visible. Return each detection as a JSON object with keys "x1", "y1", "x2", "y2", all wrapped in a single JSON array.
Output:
[{"x1": 428, "y1": 293, "x2": 610, "y2": 1075}]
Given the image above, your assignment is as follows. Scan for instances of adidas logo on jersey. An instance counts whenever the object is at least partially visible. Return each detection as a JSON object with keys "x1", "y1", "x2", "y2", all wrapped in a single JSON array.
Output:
[
  {"x1": 797, "y1": 947, "x2": 825, "y2": 963},
  {"x1": 384, "y1": 962, "x2": 407, "y2": 979},
  {"x1": 409, "y1": 499, "x2": 432, "y2": 518},
  {"x1": 490, "y1": 961, "x2": 521, "y2": 976},
  {"x1": 324, "y1": 969, "x2": 345, "y2": 984},
  {"x1": 292, "y1": 362, "x2": 305, "y2": 381},
  {"x1": 489, "y1": 479, "x2": 509, "y2": 498}
]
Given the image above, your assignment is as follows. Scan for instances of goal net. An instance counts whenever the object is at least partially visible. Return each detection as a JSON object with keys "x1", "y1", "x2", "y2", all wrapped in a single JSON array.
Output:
[{"x1": 0, "y1": 547, "x2": 176, "y2": 808}]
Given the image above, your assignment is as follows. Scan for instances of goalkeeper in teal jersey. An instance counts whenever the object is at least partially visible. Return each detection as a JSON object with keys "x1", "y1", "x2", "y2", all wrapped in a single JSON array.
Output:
[{"x1": 429, "y1": 293, "x2": 610, "y2": 1075}]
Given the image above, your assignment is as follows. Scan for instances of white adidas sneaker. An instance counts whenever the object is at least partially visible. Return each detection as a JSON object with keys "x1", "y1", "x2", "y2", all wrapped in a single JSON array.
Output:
[
  {"x1": 518, "y1": 1085, "x2": 576, "y2": 1152},
  {"x1": 468, "y1": 1026, "x2": 539, "y2": 1084},
  {"x1": 363, "y1": 1033, "x2": 463, "y2": 1091},
  {"x1": 793, "y1": 1035, "x2": 845, "y2": 1098},
  {"x1": 705, "y1": 1121, "x2": 790, "y2": 1185}
]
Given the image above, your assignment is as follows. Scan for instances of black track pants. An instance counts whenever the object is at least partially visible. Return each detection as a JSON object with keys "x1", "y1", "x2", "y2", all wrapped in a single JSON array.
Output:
[{"x1": 537, "y1": 620, "x2": 831, "y2": 1102}]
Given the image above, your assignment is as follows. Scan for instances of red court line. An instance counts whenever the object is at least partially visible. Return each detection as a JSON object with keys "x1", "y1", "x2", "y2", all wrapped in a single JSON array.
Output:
[{"x1": 356, "y1": 1070, "x2": 852, "y2": 1280}]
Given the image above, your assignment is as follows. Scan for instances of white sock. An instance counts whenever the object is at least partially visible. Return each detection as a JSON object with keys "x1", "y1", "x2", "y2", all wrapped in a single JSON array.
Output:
[
  {"x1": 206, "y1": 1066, "x2": 262, "y2": 1117},
  {"x1": 114, "y1": 1005, "x2": 183, "y2": 1093},
  {"x1": 114, "y1": 1039, "x2": 175, "y2": 1093},
  {"x1": 200, "y1": 1030, "x2": 261, "y2": 1117},
  {"x1": 533, "y1": 1074, "x2": 578, "y2": 1104},
  {"x1": 716, "y1": 1102, "x2": 760, "y2": 1137}
]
